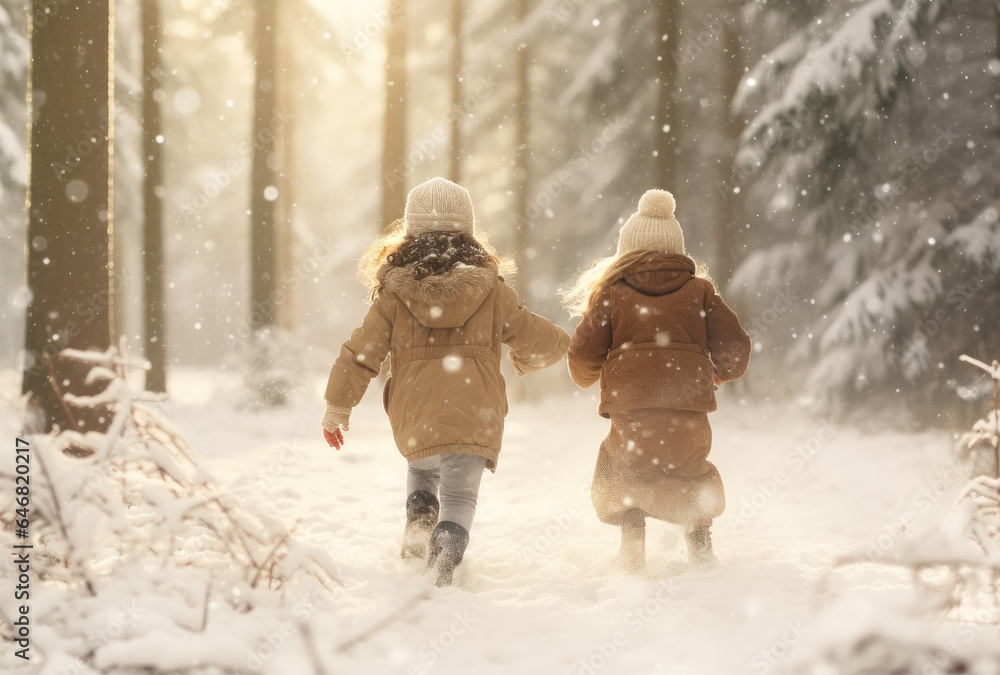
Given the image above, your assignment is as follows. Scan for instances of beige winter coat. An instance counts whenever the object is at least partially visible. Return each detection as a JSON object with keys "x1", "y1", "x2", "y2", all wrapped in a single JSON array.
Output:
[{"x1": 324, "y1": 264, "x2": 570, "y2": 469}]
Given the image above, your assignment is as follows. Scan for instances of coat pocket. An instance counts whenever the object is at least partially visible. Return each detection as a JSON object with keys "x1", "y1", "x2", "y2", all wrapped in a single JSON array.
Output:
[
  {"x1": 481, "y1": 362, "x2": 508, "y2": 416},
  {"x1": 382, "y1": 376, "x2": 392, "y2": 413}
]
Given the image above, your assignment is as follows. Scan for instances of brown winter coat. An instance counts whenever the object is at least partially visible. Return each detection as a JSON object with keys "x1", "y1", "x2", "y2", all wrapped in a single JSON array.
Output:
[
  {"x1": 568, "y1": 252, "x2": 751, "y2": 526},
  {"x1": 325, "y1": 264, "x2": 570, "y2": 470},
  {"x1": 568, "y1": 253, "x2": 751, "y2": 414}
]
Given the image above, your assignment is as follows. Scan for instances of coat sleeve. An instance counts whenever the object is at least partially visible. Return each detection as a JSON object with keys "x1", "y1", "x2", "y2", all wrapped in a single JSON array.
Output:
[
  {"x1": 500, "y1": 283, "x2": 571, "y2": 376},
  {"x1": 324, "y1": 296, "x2": 394, "y2": 407},
  {"x1": 705, "y1": 286, "x2": 752, "y2": 382},
  {"x1": 566, "y1": 287, "x2": 613, "y2": 389}
]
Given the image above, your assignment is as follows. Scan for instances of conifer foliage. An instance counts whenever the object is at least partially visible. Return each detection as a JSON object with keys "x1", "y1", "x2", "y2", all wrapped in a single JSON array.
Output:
[{"x1": 730, "y1": 0, "x2": 1000, "y2": 415}]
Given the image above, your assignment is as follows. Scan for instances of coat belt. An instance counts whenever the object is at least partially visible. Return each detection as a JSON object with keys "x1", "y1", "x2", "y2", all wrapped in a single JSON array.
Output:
[{"x1": 391, "y1": 344, "x2": 499, "y2": 368}]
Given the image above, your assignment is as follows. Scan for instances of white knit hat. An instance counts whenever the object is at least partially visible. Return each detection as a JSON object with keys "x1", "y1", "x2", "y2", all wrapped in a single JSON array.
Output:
[
  {"x1": 403, "y1": 177, "x2": 475, "y2": 235},
  {"x1": 616, "y1": 189, "x2": 684, "y2": 255}
]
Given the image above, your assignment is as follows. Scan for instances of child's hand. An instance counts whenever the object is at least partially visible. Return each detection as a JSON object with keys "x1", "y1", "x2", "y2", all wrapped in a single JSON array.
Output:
[
  {"x1": 321, "y1": 403, "x2": 350, "y2": 449},
  {"x1": 323, "y1": 427, "x2": 345, "y2": 450},
  {"x1": 713, "y1": 374, "x2": 724, "y2": 386}
]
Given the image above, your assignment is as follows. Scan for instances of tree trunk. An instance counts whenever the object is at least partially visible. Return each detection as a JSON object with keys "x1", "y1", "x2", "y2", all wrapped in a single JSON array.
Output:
[
  {"x1": 654, "y1": 0, "x2": 678, "y2": 191},
  {"x1": 23, "y1": 0, "x2": 114, "y2": 432},
  {"x1": 717, "y1": 8, "x2": 744, "y2": 285},
  {"x1": 513, "y1": 0, "x2": 533, "y2": 302},
  {"x1": 278, "y1": 12, "x2": 297, "y2": 331},
  {"x1": 142, "y1": 0, "x2": 167, "y2": 392},
  {"x1": 381, "y1": 0, "x2": 408, "y2": 230},
  {"x1": 449, "y1": 0, "x2": 464, "y2": 182},
  {"x1": 250, "y1": 0, "x2": 280, "y2": 328}
]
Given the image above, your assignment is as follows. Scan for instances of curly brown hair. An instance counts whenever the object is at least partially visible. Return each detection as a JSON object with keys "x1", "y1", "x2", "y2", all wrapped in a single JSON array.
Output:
[{"x1": 356, "y1": 220, "x2": 516, "y2": 299}]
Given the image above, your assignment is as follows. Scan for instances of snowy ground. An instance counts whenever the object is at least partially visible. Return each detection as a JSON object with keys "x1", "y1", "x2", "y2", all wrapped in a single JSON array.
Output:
[{"x1": 156, "y1": 366, "x2": 977, "y2": 675}]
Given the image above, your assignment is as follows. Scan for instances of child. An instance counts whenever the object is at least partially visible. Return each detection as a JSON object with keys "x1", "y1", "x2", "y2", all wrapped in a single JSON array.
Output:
[
  {"x1": 564, "y1": 189, "x2": 751, "y2": 571},
  {"x1": 322, "y1": 177, "x2": 570, "y2": 586}
]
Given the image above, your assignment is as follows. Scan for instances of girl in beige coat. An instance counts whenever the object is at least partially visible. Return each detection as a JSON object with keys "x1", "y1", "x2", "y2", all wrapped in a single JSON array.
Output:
[{"x1": 322, "y1": 177, "x2": 570, "y2": 586}]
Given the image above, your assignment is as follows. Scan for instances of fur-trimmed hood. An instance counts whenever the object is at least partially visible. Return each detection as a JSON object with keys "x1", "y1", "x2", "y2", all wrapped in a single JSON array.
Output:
[
  {"x1": 381, "y1": 264, "x2": 499, "y2": 328},
  {"x1": 617, "y1": 252, "x2": 695, "y2": 296}
]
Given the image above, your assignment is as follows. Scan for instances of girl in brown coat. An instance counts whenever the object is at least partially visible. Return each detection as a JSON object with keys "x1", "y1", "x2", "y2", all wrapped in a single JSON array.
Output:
[
  {"x1": 322, "y1": 177, "x2": 570, "y2": 586},
  {"x1": 564, "y1": 189, "x2": 751, "y2": 571}
]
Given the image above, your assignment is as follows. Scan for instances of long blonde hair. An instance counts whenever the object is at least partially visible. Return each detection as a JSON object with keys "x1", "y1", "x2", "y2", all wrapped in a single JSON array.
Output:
[
  {"x1": 562, "y1": 249, "x2": 716, "y2": 317},
  {"x1": 356, "y1": 219, "x2": 516, "y2": 297}
]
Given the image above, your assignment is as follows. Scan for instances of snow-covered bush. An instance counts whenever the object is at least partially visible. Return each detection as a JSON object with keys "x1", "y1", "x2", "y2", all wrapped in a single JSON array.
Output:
[
  {"x1": 0, "y1": 347, "x2": 340, "y2": 672},
  {"x1": 952, "y1": 355, "x2": 1000, "y2": 567},
  {"x1": 799, "y1": 508, "x2": 1000, "y2": 673},
  {"x1": 957, "y1": 355, "x2": 1000, "y2": 480},
  {"x1": 779, "y1": 592, "x2": 1000, "y2": 675},
  {"x1": 806, "y1": 356, "x2": 1000, "y2": 674},
  {"x1": 827, "y1": 358, "x2": 1000, "y2": 597}
]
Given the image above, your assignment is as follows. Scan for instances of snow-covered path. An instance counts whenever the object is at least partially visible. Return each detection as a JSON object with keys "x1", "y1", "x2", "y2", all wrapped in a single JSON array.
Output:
[{"x1": 169, "y1": 369, "x2": 956, "y2": 675}]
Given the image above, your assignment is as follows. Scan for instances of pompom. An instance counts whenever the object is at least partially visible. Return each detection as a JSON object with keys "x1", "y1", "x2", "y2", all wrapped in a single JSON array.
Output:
[{"x1": 638, "y1": 189, "x2": 676, "y2": 218}]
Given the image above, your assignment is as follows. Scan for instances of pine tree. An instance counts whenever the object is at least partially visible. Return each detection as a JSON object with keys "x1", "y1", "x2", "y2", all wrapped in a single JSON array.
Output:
[
  {"x1": 142, "y1": 0, "x2": 167, "y2": 392},
  {"x1": 519, "y1": 0, "x2": 657, "y2": 301},
  {"x1": 653, "y1": 0, "x2": 679, "y2": 192},
  {"x1": 250, "y1": 0, "x2": 280, "y2": 329},
  {"x1": 0, "y1": 1, "x2": 28, "y2": 360},
  {"x1": 449, "y1": 0, "x2": 465, "y2": 182},
  {"x1": 717, "y1": 5, "x2": 746, "y2": 284},
  {"x1": 381, "y1": 0, "x2": 408, "y2": 229},
  {"x1": 23, "y1": 0, "x2": 114, "y2": 432},
  {"x1": 731, "y1": 0, "x2": 1000, "y2": 417},
  {"x1": 512, "y1": 0, "x2": 533, "y2": 302},
  {"x1": 277, "y1": 5, "x2": 297, "y2": 332}
]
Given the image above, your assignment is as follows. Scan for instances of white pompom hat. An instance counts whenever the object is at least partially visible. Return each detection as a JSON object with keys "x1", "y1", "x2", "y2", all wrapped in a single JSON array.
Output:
[
  {"x1": 615, "y1": 189, "x2": 685, "y2": 255},
  {"x1": 403, "y1": 177, "x2": 476, "y2": 235}
]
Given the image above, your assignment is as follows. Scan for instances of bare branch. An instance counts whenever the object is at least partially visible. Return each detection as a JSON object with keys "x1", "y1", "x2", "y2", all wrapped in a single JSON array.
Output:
[
  {"x1": 960, "y1": 354, "x2": 1000, "y2": 379},
  {"x1": 336, "y1": 591, "x2": 431, "y2": 654},
  {"x1": 300, "y1": 620, "x2": 330, "y2": 675},
  {"x1": 250, "y1": 520, "x2": 300, "y2": 589}
]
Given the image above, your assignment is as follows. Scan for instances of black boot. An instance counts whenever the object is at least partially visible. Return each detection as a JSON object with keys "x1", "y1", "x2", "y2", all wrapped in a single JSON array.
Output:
[
  {"x1": 427, "y1": 521, "x2": 470, "y2": 587},
  {"x1": 401, "y1": 490, "x2": 439, "y2": 560},
  {"x1": 686, "y1": 524, "x2": 719, "y2": 569},
  {"x1": 618, "y1": 509, "x2": 646, "y2": 572}
]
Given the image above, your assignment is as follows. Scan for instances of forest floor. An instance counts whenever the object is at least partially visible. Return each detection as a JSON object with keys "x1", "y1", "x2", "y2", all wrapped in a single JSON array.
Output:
[{"x1": 161, "y1": 367, "x2": 976, "y2": 675}]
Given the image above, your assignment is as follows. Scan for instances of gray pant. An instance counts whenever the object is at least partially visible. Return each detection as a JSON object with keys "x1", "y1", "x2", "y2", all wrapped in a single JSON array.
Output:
[{"x1": 407, "y1": 453, "x2": 488, "y2": 533}]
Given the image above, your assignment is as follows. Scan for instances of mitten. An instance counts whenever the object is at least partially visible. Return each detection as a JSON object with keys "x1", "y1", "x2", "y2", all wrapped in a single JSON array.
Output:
[{"x1": 322, "y1": 401, "x2": 351, "y2": 432}]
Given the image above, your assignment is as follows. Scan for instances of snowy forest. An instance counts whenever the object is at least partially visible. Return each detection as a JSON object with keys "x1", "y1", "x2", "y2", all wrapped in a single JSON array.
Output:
[{"x1": 1, "y1": 0, "x2": 1000, "y2": 673}]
